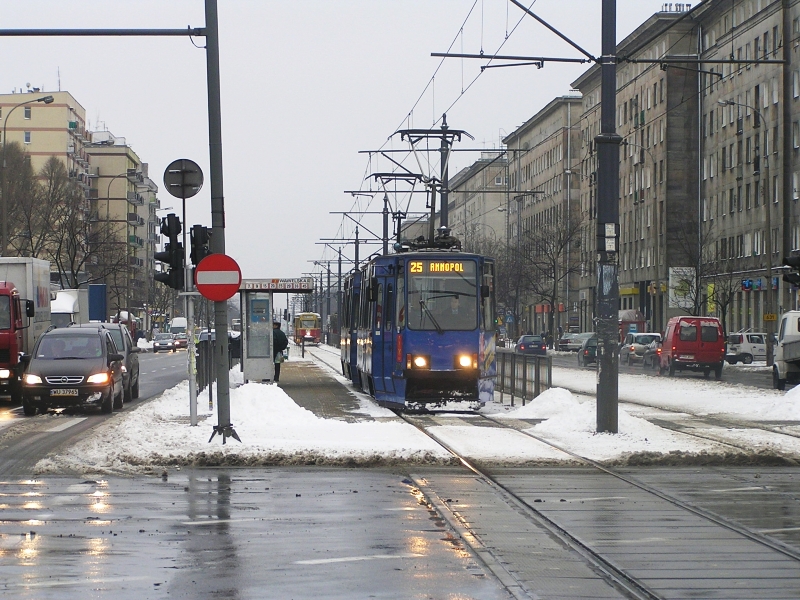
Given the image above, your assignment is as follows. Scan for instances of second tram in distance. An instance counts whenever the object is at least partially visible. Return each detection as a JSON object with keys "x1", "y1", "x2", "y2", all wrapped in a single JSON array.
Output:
[
  {"x1": 340, "y1": 239, "x2": 496, "y2": 410},
  {"x1": 293, "y1": 312, "x2": 322, "y2": 345}
]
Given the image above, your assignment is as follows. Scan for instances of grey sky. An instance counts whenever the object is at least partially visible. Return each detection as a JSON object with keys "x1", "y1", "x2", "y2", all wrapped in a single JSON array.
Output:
[{"x1": 4, "y1": 1, "x2": 666, "y2": 279}]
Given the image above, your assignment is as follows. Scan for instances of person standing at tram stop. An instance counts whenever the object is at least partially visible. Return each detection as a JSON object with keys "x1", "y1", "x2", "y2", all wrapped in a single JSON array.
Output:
[{"x1": 272, "y1": 321, "x2": 288, "y2": 383}]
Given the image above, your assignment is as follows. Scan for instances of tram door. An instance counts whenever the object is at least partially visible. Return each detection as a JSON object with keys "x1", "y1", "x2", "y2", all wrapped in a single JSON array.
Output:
[{"x1": 374, "y1": 271, "x2": 396, "y2": 395}]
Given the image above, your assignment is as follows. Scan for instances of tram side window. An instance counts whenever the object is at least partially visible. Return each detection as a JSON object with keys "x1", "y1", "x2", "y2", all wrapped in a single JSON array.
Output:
[
  {"x1": 396, "y1": 272, "x2": 405, "y2": 330},
  {"x1": 482, "y1": 262, "x2": 495, "y2": 331},
  {"x1": 385, "y1": 283, "x2": 393, "y2": 331},
  {"x1": 376, "y1": 284, "x2": 383, "y2": 331}
]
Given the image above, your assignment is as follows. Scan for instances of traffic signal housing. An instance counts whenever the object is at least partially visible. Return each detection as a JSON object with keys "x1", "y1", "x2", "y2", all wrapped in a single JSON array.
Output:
[
  {"x1": 154, "y1": 213, "x2": 184, "y2": 290},
  {"x1": 783, "y1": 255, "x2": 800, "y2": 288},
  {"x1": 190, "y1": 225, "x2": 212, "y2": 265}
]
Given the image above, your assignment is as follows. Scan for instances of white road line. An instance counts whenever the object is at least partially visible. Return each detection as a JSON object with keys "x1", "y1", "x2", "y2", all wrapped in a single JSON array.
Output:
[
  {"x1": 295, "y1": 553, "x2": 423, "y2": 565},
  {"x1": 710, "y1": 486, "x2": 767, "y2": 493},
  {"x1": 760, "y1": 526, "x2": 800, "y2": 534},
  {"x1": 46, "y1": 418, "x2": 87, "y2": 432},
  {"x1": 182, "y1": 518, "x2": 258, "y2": 525}
]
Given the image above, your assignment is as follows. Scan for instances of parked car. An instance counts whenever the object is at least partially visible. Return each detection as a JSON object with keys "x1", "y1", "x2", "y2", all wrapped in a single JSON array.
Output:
[
  {"x1": 641, "y1": 340, "x2": 663, "y2": 371},
  {"x1": 173, "y1": 333, "x2": 188, "y2": 350},
  {"x1": 515, "y1": 335, "x2": 547, "y2": 355},
  {"x1": 20, "y1": 327, "x2": 124, "y2": 415},
  {"x1": 73, "y1": 323, "x2": 140, "y2": 403},
  {"x1": 559, "y1": 331, "x2": 594, "y2": 352},
  {"x1": 577, "y1": 335, "x2": 597, "y2": 366},
  {"x1": 726, "y1": 332, "x2": 769, "y2": 364},
  {"x1": 153, "y1": 333, "x2": 176, "y2": 353},
  {"x1": 620, "y1": 332, "x2": 662, "y2": 365},
  {"x1": 662, "y1": 316, "x2": 726, "y2": 379}
]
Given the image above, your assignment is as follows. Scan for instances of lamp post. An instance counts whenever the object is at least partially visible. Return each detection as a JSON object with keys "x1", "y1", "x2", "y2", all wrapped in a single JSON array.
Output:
[
  {"x1": 1, "y1": 94, "x2": 54, "y2": 256},
  {"x1": 718, "y1": 99, "x2": 775, "y2": 365}
]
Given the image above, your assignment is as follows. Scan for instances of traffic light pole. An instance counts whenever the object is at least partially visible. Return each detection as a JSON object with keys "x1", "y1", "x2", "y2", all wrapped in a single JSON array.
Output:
[
  {"x1": 183, "y1": 195, "x2": 198, "y2": 426},
  {"x1": 205, "y1": 0, "x2": 239, "y2": 444}
]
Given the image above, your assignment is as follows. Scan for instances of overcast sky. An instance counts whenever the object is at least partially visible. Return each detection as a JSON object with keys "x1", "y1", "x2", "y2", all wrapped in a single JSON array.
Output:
[{"x1": 4, "y1": 1, "x2": 667, "y2": 280}]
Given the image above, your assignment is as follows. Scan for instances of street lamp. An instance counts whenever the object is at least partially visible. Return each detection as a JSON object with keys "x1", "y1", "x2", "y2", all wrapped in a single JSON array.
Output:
[
  {"x1": 0, "y1": 94, "x2": 54, "y2": 255},
  {"x1": 718, "y1": 98, "x2": 775, "y2": 364}
]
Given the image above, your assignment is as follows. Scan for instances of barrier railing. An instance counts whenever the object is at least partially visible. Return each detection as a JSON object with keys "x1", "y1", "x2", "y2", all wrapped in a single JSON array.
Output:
[
  {"x1": 495, "y1": 350, "x2": 552, "y2": 406},
  {"x1": 196, "y1": 335, "x2": 241, "y2": 395}
]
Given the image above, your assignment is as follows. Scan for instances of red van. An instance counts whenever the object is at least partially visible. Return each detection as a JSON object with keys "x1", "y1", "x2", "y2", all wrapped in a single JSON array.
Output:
[{"x1": 661, "y1": 316, "x2": 726, "y2": 380}]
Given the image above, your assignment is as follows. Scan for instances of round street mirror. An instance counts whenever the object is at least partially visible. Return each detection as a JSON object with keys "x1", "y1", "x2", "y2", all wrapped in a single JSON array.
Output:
[{"x1": 163, "y1": 159, "x2": 204, "y2": 199}]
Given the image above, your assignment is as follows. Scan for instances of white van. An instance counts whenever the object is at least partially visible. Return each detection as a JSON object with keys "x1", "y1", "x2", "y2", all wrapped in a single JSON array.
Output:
[
  {"x1": 169, "y1": 317, "x2": 188, "y2": 335},
  {"x1": 726, "y1": 332, "x2": 768, "y2": 364}
]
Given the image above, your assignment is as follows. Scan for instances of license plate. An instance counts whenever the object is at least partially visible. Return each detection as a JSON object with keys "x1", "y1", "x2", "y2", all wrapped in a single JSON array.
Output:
[
  {"x1": 679, "y1": 355, "x2": 695, "y2": 360},
  {"x1": 50, "y1": 389, "x2": 78, "y2": 396}
]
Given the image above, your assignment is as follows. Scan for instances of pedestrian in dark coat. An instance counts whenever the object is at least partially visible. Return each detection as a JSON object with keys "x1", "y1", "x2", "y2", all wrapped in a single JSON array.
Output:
[{"x1": 273, "y1": 321, "x2": 288, "y2": 382}]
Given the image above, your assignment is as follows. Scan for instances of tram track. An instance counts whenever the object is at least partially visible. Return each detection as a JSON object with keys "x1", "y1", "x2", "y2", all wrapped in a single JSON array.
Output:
[
  {"x1": 307, "y1": 348, "x2": 800, "y2": 599},
  {"x1": 398, "y1": 410, "x2": 800, "y2": 600}
]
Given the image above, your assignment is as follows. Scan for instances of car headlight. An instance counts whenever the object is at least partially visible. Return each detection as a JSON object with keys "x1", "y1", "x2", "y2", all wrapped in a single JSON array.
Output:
[
  {"x1": 0, "y1": 369, "x2": 11, "y2": 379},
  {"x1": 87, "y1": 372, "x2": 110, "y2": 384},
  {"x1": 23, "y1": 374, "x2": 42, "y2": 385}
]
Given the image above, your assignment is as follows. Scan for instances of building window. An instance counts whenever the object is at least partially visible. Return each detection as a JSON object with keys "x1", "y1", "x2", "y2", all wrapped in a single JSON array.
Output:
[
  {"x1": 23, "y1": 106, "x2": 31, "y2": 120},
  {"x1": 23, "y1": 131, "x2": 31, "y2": 144}
]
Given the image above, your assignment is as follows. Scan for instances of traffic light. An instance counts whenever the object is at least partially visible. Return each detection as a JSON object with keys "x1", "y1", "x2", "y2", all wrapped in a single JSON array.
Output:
[
  {"x1": 154, "y1": 213, "x2": 184, "y2": 290},
  {"x1": 783, "y1": 255, "x2": 800, "y2": 288},
  {"x1": 190, "y1": 225, "x2": 212, "y2": 265}
]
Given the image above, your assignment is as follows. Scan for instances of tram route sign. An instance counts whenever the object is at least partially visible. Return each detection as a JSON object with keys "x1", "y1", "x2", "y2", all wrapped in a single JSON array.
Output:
[{"x1": 241, "y1": 278, "x2": 314, "y2": 293}]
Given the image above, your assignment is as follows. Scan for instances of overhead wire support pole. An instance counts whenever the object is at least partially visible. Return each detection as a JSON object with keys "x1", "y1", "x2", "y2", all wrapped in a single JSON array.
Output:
[{"x1": 595, "y1": 0, "x2": 621, "y2": 434}]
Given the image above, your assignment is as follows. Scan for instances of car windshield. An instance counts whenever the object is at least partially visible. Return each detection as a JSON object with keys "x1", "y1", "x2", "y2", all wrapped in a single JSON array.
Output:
[
  {"x1": 155, "y1": 334, "x2": 172, "y2": 341},
  {"x1": 634, "y1": 334, "x2": 660, "y2": 345},
  {"x1": 518, "y1": 336, "x2": 543, "y2": 344},
  {"x1": 37, "y1": 335, "x2": 102, "y2": 359}
]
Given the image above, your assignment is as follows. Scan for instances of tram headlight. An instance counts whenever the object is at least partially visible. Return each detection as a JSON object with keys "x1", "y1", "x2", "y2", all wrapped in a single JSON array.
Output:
[
  {"x1": 406, "y1": 354, "x2": 430, "y2": 369},
  {"x1": 455, "y1": 353, "x2": 478, "y2": 369}
]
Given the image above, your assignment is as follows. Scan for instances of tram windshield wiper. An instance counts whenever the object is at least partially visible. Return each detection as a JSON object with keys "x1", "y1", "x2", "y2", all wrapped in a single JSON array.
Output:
[{"x1": 419, "y1": 299, "x2": 444, "y2": 334}]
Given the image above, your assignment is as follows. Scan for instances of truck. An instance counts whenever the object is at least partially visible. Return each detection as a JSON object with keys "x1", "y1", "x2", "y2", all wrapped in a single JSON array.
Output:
[
  {"x1": 51, "y1": 289, "x2": 90, "y2": 328},
  {"x1": 0, "y1": 258, "x2": 51, "y2": 402},
  {"x1": 169, "y1": 317, "x2": 187, "y2": 335},
  {"x1": 772, "y1": 311, "x2": 800, "y2": 389}
]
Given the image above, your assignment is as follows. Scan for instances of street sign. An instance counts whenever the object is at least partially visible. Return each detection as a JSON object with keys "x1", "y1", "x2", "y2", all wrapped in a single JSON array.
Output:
[
  {"x1": 241, "y1": 278, "x2": 314, "y2": 293},
  {"x1": 163, "y1": 159, "x2": 204, "y2": 200},
  {"x1": 195, "y1": 254, "x2": 242, "y2": 301}
]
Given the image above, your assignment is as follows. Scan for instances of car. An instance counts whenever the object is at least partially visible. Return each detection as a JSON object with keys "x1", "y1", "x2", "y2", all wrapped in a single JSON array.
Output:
[
  {"x1": 641, "y1": 340, "x2": 663, "y2": 371},
  {"x1": 726, "y1": 332, "x2": 770, "y2": 364},
  {"x1": 72, "y1": 323, "x2": 141, "y2": 403},
  {"x1": 20, "y1": 327, "x2": 124, "y2": 416},
  {"x1": 515, "y1": 335, "x2": 547, "y2": 355},
  {"x1": 153, "y1": 333, "x2": 176, "y2": 353},
  {"x1": 173, "y1": 333, "x2": 188, "y2": 349},
  {"x1": 662, "y1": 316, "x2": 726, "y2": 379},
  {"x1": 559, "y1": 331, "x2": 594, "y2": 352},
  {"x1": 620, "y1": 332, "x2": 662, "y2": 365},
  {"x1": 577, "y1": 335, "x2": 597, "y2": 366}
]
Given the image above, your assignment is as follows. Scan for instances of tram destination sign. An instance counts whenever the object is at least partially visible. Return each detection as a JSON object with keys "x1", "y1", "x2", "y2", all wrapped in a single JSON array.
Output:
[{"x1": 241, "y1": 277, "x2": 314, "y2": 293}]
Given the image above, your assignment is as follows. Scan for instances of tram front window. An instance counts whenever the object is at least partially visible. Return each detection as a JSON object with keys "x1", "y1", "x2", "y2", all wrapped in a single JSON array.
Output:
[{"x1": 407, "y1": 260, "x2": 477, "y2": 331}]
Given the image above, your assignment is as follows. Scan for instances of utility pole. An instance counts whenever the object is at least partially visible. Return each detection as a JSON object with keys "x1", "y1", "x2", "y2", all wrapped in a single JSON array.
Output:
[
  {"x1": 595, "y1": 0, "x2": 622, "y2": 433},
  {"x1": 440, "y1": 114, "x2": 450, "y2": 227},
  {"x1": 382, "y1": 195, "x2": 389, "y2": 255}
]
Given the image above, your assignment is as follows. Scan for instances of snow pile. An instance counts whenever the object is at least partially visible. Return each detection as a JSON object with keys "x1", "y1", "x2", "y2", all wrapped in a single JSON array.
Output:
[
  {"x1": 37, "y1": 379, "x2": 453, "y2": 475},
  {"x1": 137, "y1": 338, "x2": 153, "y2": 351}
]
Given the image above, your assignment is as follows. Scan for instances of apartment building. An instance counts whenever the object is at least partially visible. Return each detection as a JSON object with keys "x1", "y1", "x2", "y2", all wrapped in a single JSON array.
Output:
[
  {"x1": 86, "y1": 131, "x2": 159, "y2": 314},
  {"x1": 697, "y1": 0, "x2": 800, "y2": 332},
  {"x1": 503, "y1": 96, "x2": 582, "y2": 334},
  {"x1": 572, "y1": 9, "x2": 700, "y2": 334},
  {"x1": 447, "y1": 152, "x2": 508, "y2": 248}
]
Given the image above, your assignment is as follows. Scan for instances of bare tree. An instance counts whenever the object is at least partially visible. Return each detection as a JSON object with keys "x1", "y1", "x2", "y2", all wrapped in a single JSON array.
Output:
[
  {"x1": 520, "y1": 209, "x2": 585, "y2": 340},
  {"x1": 1, "y1": 142, "x2": 39, "y2": 254}
]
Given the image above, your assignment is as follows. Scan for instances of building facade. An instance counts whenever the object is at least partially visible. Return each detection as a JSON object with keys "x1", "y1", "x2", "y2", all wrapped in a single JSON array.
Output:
[{"x1": 503, "y1": 96, "x2": 582, "y2": 335}]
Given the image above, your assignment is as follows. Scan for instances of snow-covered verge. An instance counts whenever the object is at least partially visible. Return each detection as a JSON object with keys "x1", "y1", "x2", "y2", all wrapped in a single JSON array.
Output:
[{"x1": 35, "y1": 358, "x2": 800, "y2": 475}]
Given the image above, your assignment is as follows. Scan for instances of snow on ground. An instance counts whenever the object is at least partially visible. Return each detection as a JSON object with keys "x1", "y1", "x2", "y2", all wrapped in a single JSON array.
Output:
[{"x1": 35, "y1": 348, "x2": 800, "y2": 475}]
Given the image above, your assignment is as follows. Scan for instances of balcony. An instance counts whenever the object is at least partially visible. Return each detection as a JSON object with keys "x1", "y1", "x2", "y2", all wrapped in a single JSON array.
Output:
[
  {"x1": 128, "y1": 256, "x2": 144, "y2": 268},
  {"x1": 126, "y1": 191, "x2": 144, "y2": 206},
  {"x1": 127, "y1": 213, "x2": 145, "y2": 226},
  {"x1": 128, "y1": 235, "x2": 144, "y2": 248}
]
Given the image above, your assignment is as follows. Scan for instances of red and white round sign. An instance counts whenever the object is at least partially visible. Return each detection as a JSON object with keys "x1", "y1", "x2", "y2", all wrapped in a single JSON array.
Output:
[{"x1": 195, "y1": 254, "x2": 242, "y2": 301}]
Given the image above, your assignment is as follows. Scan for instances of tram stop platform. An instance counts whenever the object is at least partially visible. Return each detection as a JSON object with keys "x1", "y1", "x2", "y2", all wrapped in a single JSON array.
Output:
[{"x1": 275, "y1": 360, "x2": 368, "y2": 422}]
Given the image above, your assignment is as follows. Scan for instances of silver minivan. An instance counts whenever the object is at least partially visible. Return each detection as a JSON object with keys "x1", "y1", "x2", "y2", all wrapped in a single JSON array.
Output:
[{"x1": 726, "y1": 332, "x2": 767, "y2": 364}]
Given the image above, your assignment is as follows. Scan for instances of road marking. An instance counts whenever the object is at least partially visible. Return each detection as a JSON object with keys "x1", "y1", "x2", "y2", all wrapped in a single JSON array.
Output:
[
  {"x1": 295, "y1": 553, "x2": 423, "y2": 565},
  {"x1": 710, "y1": 486, "x2": 767, "y2": 493},
  {"x1": 182, "y1": 518, "x2": 257, "y2": 525},
  {"x1": 760, "y1": 526, "x2": 800, "y2": 534},
  {"x1": 46, "y1": 418, "x2": 87, "y2": 432}
]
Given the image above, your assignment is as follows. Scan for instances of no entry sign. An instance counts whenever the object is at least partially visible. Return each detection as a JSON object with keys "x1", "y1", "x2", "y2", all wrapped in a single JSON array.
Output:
[{"x1": 195, "y1": 254, "x2": 242, "y2": 301}]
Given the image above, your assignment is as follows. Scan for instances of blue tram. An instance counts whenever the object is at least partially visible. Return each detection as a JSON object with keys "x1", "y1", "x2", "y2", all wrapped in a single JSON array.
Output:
[{"x1": 341, "y1": 243, "x2": 496, "y2": 410}]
